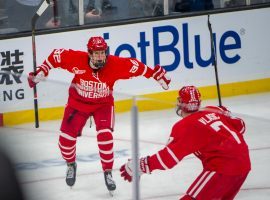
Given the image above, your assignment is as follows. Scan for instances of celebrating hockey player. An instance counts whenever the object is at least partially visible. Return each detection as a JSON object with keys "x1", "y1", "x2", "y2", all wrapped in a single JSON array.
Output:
[
  {"x1": 27, "y1": 36, "x2": 171, "y2": 194},
  {"x1": 120, "y1": 86, "x2": 251, "y2": 199}
]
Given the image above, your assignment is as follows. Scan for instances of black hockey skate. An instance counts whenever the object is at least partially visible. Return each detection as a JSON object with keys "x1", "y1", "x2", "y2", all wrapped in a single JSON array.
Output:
[
  {"x1": 66, "y1": 162, "x2": 77, "y2": 187},
  {"x1": 104, "y1": 171, "x2": 116, "y2": 196}
]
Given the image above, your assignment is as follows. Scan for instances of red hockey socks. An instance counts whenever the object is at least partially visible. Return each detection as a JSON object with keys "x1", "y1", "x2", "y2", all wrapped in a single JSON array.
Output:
[
  {"x1": 58, "y1": 132, "x2": 77, "y2": 163},
  {"x1": 97, "y1": 129, "x2": 114, "y2": 171}
]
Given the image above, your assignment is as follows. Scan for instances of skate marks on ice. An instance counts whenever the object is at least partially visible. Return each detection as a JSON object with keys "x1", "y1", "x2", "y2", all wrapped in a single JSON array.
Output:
[
  {"x1": 3, "y1": 130, "x2": 270, "y2": 199},
  {"x1": 1, "y1": 93, "x2": 270, "y2": 199}
]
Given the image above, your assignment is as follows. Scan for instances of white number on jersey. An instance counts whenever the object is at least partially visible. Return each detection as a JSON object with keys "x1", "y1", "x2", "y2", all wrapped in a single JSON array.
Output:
[
  {"x1": 53, "y1": 49, "x2": 64, "y2": 63},
  {"x1": 129, "y1": 59, "x2": 139, "y2": 73},
  {"x1": 210, "y1": 121, "x2": 241, "y2": 144}
]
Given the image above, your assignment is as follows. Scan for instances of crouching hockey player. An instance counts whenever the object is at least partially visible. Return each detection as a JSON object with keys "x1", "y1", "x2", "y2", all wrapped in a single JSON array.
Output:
[
  {"x1": 27, "y1": 36, "x2": 171, "y2": 195},
  {"x1": 120, "y1": 86, "x2": 251, "y2": 199}
]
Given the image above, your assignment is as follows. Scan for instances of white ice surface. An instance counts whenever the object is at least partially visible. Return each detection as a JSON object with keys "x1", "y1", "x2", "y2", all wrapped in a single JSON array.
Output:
[{"x1": 1, "y1": 92, "x2": 270, "y2": 200}]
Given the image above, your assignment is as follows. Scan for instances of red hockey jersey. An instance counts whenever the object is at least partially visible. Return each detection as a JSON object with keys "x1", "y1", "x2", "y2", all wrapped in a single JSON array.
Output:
[
  {"x1": 38, "y1": 49, "x2": 154, "y2": 111},
  {"x1": 148, "y1": 106, "x2": 251, "y2": 175}
]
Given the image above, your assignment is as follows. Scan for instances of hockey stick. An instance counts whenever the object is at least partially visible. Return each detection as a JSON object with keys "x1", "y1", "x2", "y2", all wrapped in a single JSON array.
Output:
[
  {"x1": 31, "y1": 0, "x2": 50, "y2": 128},
  {"x1": 52, "y1": 0, "x2": 59, "y2": 26},
  {"x1": 207, "y1": 15, "x2": 222, "y2": 107}
]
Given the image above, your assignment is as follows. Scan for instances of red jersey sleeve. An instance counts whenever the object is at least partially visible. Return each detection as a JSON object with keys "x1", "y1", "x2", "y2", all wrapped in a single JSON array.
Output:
[
  {"x1": 107, "y1": 55, "x2": 154, "y2": 80},
  {"x1": 225, "y1": 116, "x2": 246, "y2": 134},
  {"x1": 148, "y1": 121, "x2": 205, "y2": 172},
  {"x1": 37, "y1": 49, "x2": 83, "y2": 76},
  {"x1": 203, "y1": 106, "x2": 246, "y2": 134}
]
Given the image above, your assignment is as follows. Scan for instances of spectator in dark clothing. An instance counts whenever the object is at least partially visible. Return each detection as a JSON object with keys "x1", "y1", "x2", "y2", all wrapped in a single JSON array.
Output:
[
  {"x1": 174, "y1": 0, "x2": 214, "y2": 12},
  {"x1": 6, "y1": 0, "x2": 43, "y2": 32},
  {"x1": 85, "y1": 0, "x2": 113, "y2": 18}
]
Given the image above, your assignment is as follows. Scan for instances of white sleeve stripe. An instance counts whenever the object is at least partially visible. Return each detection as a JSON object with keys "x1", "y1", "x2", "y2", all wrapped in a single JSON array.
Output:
[
  {"x1": 141, "y1": 64, "x2": 148, "y2": 76},
  {"x1": 99, "y1": 149, "x2": 113, "y2": 154},
  {"x1": 97, "y1": 129, "x2": 112, "y2": 134},
  {"x1": 58, "y1": 142, "x2": 76, "y2": 150},
  {"x1": 240, "y1": 120, "x2": 245, "y2": 134},
  {"x1": 188, "y1": 171, "x2": 215, "y2": 197},
  {"x1": 45, "y1": 58, "x2": 54, "y2": 69},
  {"x1": 110, "y1": 106, "x2": 114, "y2": 129},
  {"x1": 44, "y1": 65, "x2": 50, "y2": 72},
  {"x1": 40, "y1": 64, "x2": 49, "y2": 69},
  {"x1": 194, "y1": 151, "x2": 201, "y2": 156},
  {"x1": 62, "y1": 153, "x2": 76, "y2": 160},
  {"x1": 60, "y1": 132, "x2": 77, "y2": 141},
  {"x1": 100, "y1": 157, "x2": 114, "y2": 163},
  {"x1": 193, "y1": 171, "x2": 216, "y2": 198},
  {"x1": 166, "y1": 147, "x2": 179, "y2": 163},
  {"x1": 98, "y1": 140, "x2": 113, "y2": 145},
  {"x1": 240, "y1": 126, "x2": 245, "y2": 134},
  {"x1": 157, "y1": 152, "x2": 168, "y2": 170},
  {"x1": 61, "y1": 148, "x2": 76, "y2": 156},
  {"x1": 188, "y1": 171, "x2": 210, "y2": 195},
  {"x1": 40, "y1": 64, "x2": 49, "y2": 73},
  {"x1": 215, "y1": 107, "x2": 223, "y2": 111},
  {"x1": 152, "y1": 66, "x2": 162, "y2": 78}
]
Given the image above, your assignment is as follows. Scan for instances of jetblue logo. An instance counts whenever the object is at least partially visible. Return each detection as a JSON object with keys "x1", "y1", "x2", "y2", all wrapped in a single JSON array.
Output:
[{"x1": 103, "y1": 23, "x2": 242, "y2": 72}]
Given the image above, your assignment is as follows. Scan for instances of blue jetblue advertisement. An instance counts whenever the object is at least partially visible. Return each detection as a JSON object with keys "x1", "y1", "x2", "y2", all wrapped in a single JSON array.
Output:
[{"x1": 0, "y1": 7, "x2": 270, "y2": 112}]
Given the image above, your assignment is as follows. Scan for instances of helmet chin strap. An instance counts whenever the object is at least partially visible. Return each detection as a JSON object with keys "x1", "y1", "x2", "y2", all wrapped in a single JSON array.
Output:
[{"x1": 175, "y1": 105, "x2": 182, "y2": 117}]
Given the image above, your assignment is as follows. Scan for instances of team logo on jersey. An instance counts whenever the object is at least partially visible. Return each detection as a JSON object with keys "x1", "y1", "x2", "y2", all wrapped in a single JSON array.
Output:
[
  {"x1": 92, "y1": 72, "x2": 99, "y2": 80},
  {"x1": 129, "y1": 59, "x2": 139, "y2": 73},
  {"x1": 72, "y1": 67, "x2": 86, "y2": 74},
  {"x1": 76, "y1": 78, "x2": 110, "y2": 99}
]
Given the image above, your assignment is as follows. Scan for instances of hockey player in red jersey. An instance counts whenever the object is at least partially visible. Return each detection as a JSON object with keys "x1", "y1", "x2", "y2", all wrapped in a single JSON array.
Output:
[
  {"x1": 27, "y1": 36, "x2": 171, "y2": 193},
  {"x1": 120, "y1": 86, "x2": 251, "y2": 200}
]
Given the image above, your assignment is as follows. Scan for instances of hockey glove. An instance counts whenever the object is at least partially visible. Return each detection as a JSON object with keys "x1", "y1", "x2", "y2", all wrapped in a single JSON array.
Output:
[
  {"x1": 120, "y1": 157, "x2": 151, "y2": 182},
  {"x1": 204, "y1": 105, "x2": 231, "y2": 117},
  {"x1": 27, "y1": 68, "x2": 46, "y2": 88},
  {"x1": 152, "y1": 65, "x2": 171, "y2": 90},
  {"x1": 219, "y1": 106, "x2": 231, "y2": 117}
]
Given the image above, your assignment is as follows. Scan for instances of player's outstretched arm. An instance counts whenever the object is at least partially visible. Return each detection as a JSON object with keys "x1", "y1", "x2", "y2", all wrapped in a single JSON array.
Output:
[
  {"x1": 151, "y1": 65, "x2": 171, "y2": 90},
  {"x1": 28, "y1": 48, "x2": 69, "y2": 88},
  {"x1": 120, "y1": 157, "x2": 151, "y2": 182},
  {"x1": 28, "y1": 67, "x2": 47, "y2": 88}
]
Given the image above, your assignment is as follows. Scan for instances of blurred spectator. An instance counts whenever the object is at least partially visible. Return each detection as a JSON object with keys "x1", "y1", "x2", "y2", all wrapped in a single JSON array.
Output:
[
  {"x1": 46, "y1": 0, "x2": 79, "y2": 28},
  {"x1": 224, "y1": 0, "x2": 246, "y2": 7},
  {"x1": 129, "y1": 0, "x2": 164, "y2": 17},
  {"x1": 0, "y1": 0, "x2": 8, "y2": 29},
  {"x1": 174, "y1": 0, "x2": 214, "y2": 12},
  {"x1": 149, "y1": 0, "x2": 164, "y2": 16},
  {"x1": 47, "y1": 0, "x2": 118, "y2": 26},
  {"x1": 5, "y1": 0, "x2": 79, "y2": 32},
  {"x1": 6, "y1": 0, "x2": 51, "y2": 32},
  {"x1": 85, "y1": 0, "x2": 113, "y2": 18}
]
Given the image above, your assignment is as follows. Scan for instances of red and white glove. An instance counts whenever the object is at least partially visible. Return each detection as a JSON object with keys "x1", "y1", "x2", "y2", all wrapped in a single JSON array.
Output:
[
  {"x1": 219, "y1": 106, "x2": 231, "y2": 117},
  {"x1": 120, "y1": 157, "x2": 151, "y2": 182},
  {"x1": 204, "y1": 105, "x2": 231, "y2": 117},
  {"x1": 27, "y1": 68, "x2": 46, "y2": 88},
  {"x1": 152, "y1": 65, "x2": 171, "y2": 90}
]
